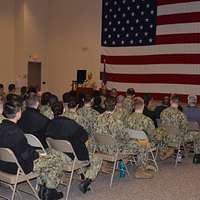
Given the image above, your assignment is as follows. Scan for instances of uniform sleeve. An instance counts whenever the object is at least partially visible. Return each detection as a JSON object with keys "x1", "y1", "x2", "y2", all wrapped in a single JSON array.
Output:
[{"x1": 179, "y1": 113, "x2": 188, "y2": 135}]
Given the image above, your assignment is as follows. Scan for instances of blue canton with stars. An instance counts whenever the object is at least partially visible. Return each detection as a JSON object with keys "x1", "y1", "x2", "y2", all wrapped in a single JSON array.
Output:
[{"x1": 101, "y1": 0, "x2": 157, "y2": 47}]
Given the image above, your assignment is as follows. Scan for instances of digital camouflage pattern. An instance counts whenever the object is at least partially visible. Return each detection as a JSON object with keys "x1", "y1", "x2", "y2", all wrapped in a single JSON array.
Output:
[
  {"x1": 40, "y1": 105, "x2": 54, "y2": 119},
  {"x1": 34, "y1": 149, "x2": 66, "y2": 188},
  {"x1": 125, "y1": 112, "x2": 156, "y2": 143},
  {"x1": 160, "y1": 107, "x2": 187, "y2": 136},
  {"x1": 94, "y1": 111, "x2": 148, "y2": 168},
  {"x1": 122, "y1": 96, "x2": 134, "y2": 113},
  {"x1": 78, "y1": 106, "x2": 99, "y2": 135},
  {"x1": 112, "y1": 106, "x2": 129, "y2": 122},
  {"x1": 34, "y1": 149, "x2": 102, "y2": 188},
  {"x1": 63, "y1": 110, "x2": 86, "y2": 129}
]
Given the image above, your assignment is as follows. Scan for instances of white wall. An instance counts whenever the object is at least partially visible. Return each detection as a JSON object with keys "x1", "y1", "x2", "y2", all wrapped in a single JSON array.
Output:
[
  {"x1": 0, "y1": 0, "x2": 15, "y2": 89},
  {"x1": 47, "y1": 0, "x2": 102, "y2": 97}
]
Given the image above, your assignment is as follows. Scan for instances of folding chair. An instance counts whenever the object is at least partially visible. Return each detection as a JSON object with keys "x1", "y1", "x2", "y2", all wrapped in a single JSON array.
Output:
[
  {"x1": 93, "y1": 133, "x2": 130, "y2": 188},
  {"x1": 25, "y1": 134, "x2": 46, "y2": 154},
  {"x1": 161, "y1": 125, "x2": 184, "y2": 167},
  {"x1": 46, "y1": 138, "x2": 89, "y2": 200},
  {"x1": 0, "y1": 148, "x2": 39, "y2": 200},
  {"x1": 127, "y1": 129, "x2": 159, "y2": 172}
]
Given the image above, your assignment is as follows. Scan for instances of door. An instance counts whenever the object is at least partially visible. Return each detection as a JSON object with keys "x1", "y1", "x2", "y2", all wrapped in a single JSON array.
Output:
[{"x1": 28, "y1": 62, "x2": 41, "y2": 90}]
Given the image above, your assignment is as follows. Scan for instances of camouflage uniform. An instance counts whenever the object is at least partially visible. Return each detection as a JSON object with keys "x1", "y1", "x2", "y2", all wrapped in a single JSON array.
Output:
[
  {"x1": 112, "y1": 106, "x2": 129, "y2": 122},
  {"x1": 158, "y1": 107, "x2": 188, "y2": 150},
  {"x1": 34, "y1": 149, "x2": 102, "y2": 188},
  {"x1": 40, "y1": 105, "x2": 54, "y2": 119},
  {"x1": 63, "y1": 110, "x2": 86, "y2": 129},
  {"x1": 123, "y1": 96, "x2": 134, "y2": 113},
  {"x1": 78, "y1": 106, "x2": 99, "y2": 136},
  {"x1": 95, "y1": 112, "x2": 147, "y2": 168},
  {"x1": 125, "y1": 112, "x2": 156, "y2": 144}
]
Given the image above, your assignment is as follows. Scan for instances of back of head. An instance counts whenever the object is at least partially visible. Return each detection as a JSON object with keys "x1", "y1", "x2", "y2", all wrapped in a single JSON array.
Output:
[
  {"x1": 0, "y1": 84, "x2": 4, "y2": 90},
  {"x1": 26, "y1": 93, "x2": 40, "y2": 108},
  {"x1": 93, "y1": 95, "x2": 102, "y2": 106},
  {"x1": 143, "y1": 94, "x2": 152, "y2": 106},
  {"x1": 3, "y1": 100, "x2": 21, "y2": 119},
  {"x1": 116, "y1": 95, "x2": 125, "y2": 105},
  {"x1": 170, "y1": 94, "x2": 180, "y2": 106},
  {"x1": 27, "y1": 86, "x2": 37, "y2": 94},
  {"x1": 6, "y1": 94, "x2": 23, "y2": 104},
  {"x1": 41, "y1": 92, "x2": 52, "y2": 105},
  {"x1": 20, "y1": 86, "x2": 27, "y2": 95},
  {"x1": 8, "y1": 83, "x2": 15, "y2": 93},
  {"x1": 84, "y1": 94, "x2": 93, "y2": 104},
  {"x1": 187, "y1": 95, "x2": 197, "y2": 107},
  {"x1": 48, "y1": 94, "x2": 59, "y2": 107},
  {"x1": 110, "y1": 88, "x2": 118, "y2": 97},
  {"x1": 68, "y1": 96, "x2": 79, "y2": 109},
  {"x1": 127, "y1": 88, "x2": 135, "y2": 97},
  {"x1": 51, "y1": 101, "x2": 64, "y2": 117},
  {"x1": 133, "y1": 97, "x2": 144, "y2": 111},
  {"x1": 105, "y1": 96, "x2": 116, "y2": 111}
]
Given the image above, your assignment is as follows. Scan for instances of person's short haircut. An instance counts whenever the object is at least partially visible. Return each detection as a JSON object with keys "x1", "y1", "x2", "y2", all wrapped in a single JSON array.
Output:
[
  {"x1": 170, "y1": 94, "x2": 180, "y2": 104},
  {"x1": 8, "y1": 84, "x2": 15, "y2": 92},
  {"x1": 133, "y1": 97, "x2": 144, "y2": 110},
  {"x1": 48, "y1": 94, "x2": 59, "y2": 107},
  {"x1": 6, "y1": 94, "x2": 23, "y2": 104},
  {"x1": 143, "y1": 94, "x2": 152, "y2": 106},
  {"x1": 27, "y1": 86, "x2": 37, "y2": 94},
  {"x1": 3, "y1": 100, "x2": 21, "y2": 119},
  {"x1": 127, "y1": 88, "x2": 135, "y2": 96},
  {"x1": 51, "y1": 101, "x2": 64, "y2": 116},
  {"x1": 93, "y1": 96, "x2": 102, "y2": 106},
  {"x1": 68, "y1": 96, "x2": 79, "y2": 109},
  {"x1": 84, "y1": 94, "x2": 93, "y2": 104},
  {"x1": 62, "y1": 91, "x2": 77, "y2": 103},
  {"x1": 41, "y1": 92, "x2": 52, "y2": 105},
  {"x1": 0, "y1": 84, "x2": 4, "y2": 89},
  {"x1": 26, "y1": 93, "x2": 40, "y2": 107},
  {"x1": 20, "y1": 86, "x2": 27, "y2": 94},
  {"x1": 105, "y1": 96, "x2": 116, "y2": 111},
  {"x1": 187, "y1": 95, "x2": 197, "y2": 105},
  {"x1": 117, "y1": 95, "x2": 125, "y2": 104}
]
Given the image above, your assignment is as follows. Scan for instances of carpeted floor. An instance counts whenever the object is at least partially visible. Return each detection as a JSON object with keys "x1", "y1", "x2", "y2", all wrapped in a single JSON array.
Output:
[{"x1": 0, "y1": 158, "x2": 200, "y2": 200}]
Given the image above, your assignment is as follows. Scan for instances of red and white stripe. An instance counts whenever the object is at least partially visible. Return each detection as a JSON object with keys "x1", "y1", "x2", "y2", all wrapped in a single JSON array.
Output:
[{"x1": 100, "y1": 0, "x2": 200, "y2": 98}]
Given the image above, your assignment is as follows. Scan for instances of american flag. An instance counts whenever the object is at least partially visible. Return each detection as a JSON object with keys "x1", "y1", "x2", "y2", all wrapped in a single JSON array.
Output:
[{"x1": 100, "y1": 0, "x2": 200, "y2": 100}]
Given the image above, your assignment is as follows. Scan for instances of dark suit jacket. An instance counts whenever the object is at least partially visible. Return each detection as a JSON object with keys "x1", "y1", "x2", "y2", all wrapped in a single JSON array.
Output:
[
  {"x1": 0, "y1": 120, "x2": 39, "y2": 174},
  {"x1": 46, "y1": 116, "x2": 89, "y2": 161},
  {"x1": 143, "y1": 106, "x2": 157, "y2": 127},
  {"x1": 18, "y1": 107, "x2": 50, "y2": 148}
]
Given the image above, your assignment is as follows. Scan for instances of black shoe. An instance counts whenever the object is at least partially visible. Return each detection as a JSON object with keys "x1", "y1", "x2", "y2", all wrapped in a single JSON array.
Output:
[
  {"x1": 38, "y1": 184, "x2": 46, "y2": 199},
  {"x1": 43, "y1": 188, "x2": 63, "y2": 200},
  {"x1": 79, "y1": 178, "x2": 92, "y2": 194}
]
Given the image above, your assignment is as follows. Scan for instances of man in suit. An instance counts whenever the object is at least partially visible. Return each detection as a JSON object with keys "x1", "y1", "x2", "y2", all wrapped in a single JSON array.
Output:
[{"x1": 18, "y1": 93, "x2": 50, "y2": 148}]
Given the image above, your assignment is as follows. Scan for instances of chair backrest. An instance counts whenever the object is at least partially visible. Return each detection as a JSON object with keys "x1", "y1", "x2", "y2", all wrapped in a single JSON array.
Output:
[
  {"x1": 94, "y1": 133, "x2": 116, "y2": 146},
  {"x1": 46, "y1": 138, "x2": 74, "y2": 154},
  {"x1": 127, "y1": 129, "x2": 148, "y2": 140},
  {"x1": 161, "y1": 125, "x2": 180, "y2": 137},
  {"x1": 188, "y1": 121, "x2": 199, "y2": 131},
  {"x1": 0, "y1": 148, "x2": 18, "y2": 164},
  {"x1": 25, "y1": 134, "x2": 46, "y2": 153}
]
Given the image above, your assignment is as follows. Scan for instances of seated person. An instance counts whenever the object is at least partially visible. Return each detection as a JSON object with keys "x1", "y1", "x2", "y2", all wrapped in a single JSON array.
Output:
[
  {"x1": 78, "y1": 94, "x2": 99, "y2": 136},
  {"x1": 46, "y1": 102, "x2": 102, "y2": 193},
  {"x1": 123, "y1": 88, "x2": 135, "y2": 113},
  {"x1": 92, "y1": 95, "x2": 105, "y2": 114},
  {"x1": 154, "y1": 96, "x2": 170, "y2": 119},
  {"x1": 0, "y1": 100, "x2": 64, "y2": 200},
  {"x1": 18, "y1": 93, "x2": 50, "y2": 148},
  {"x1": 125, "y1": 97, "x2": 156, "y2": 146},
  {"x1": 40, "y1": 92, "x2": 52, "y2": 118},
  {"x1": 183, "y1": 95, "x2": 200, "y2": 125},
  {"x1": 159, "y1": 95, "x2": 188, "y2": 160},
  {"x1": 143, "y1": 94, "x2": 157, "y2": 127},
  {"x1": 8, "y1": 83, "x2": 16, "y2": 94},
  {"x1": 95, "y1": 96, "x2": 154, "y2": 179}
]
